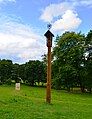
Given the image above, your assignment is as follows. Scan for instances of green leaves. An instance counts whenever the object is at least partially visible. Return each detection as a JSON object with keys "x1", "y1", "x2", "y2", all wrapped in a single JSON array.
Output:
[
  {"x1": 0, "y1": 59, "x2": 13, "y2": 84},
  {"x1": 52, "y1": 31, "x2": 88, "y2": 91},
  {"x1": 24, "y1": 60, "x2": 46, "y2": 86}
]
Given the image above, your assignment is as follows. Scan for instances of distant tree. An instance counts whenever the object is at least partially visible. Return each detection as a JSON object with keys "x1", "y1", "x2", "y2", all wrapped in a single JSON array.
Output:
[
  {"x1": 84, "y1": 30, "x2": 92, "y2": 92},
  {"x1": 24, "y1": 60, "x2": 46, "y2": 86},
  {"x1": 0, "y1": 59, "x2": 13, "y2": 84},
  {"x1": 18, "y1": 64, "x2": 26, "y2": 83},
  {"x1": 86, "y1": 30, "x2": 92, "y2": 45},
  {"x1": 41, "y1": 54, "x2": 47, "y2": 65},
  {"x1": 11, "y1": 63, "x2": 20, "y2": 82}
]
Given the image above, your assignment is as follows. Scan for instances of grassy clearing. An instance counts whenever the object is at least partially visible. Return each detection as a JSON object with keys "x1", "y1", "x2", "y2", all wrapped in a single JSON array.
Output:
[{"x1": 0, "y1": 84, "x2": 92, "y2": 119}]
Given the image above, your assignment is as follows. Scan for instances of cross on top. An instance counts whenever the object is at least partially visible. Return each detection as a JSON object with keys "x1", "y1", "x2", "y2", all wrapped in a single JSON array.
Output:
[{"x1": 47, "y1": 23, "x2": 52, "y2": 30}]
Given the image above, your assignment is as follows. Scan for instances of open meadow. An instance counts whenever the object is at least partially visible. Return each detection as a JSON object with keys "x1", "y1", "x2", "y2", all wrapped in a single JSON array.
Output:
[{"x1": 0, "y1": 84, "x2": 92, "y2": 119}]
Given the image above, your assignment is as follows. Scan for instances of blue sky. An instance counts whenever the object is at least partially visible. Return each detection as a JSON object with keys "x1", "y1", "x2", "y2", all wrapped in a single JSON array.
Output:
[{"x1": 0, "y1": 0, "x2": 92, "y2": 63}]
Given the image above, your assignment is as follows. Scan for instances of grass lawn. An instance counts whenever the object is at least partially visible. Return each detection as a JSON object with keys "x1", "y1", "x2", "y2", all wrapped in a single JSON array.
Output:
[{"x1": 0, "y1": 84, "x2": 92, "y2": 119}]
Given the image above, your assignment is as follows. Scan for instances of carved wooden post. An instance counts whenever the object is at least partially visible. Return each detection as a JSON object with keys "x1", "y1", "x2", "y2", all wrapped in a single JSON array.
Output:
[{"x1": 44, "y1": 30, "x2": 54, "y2": 103}]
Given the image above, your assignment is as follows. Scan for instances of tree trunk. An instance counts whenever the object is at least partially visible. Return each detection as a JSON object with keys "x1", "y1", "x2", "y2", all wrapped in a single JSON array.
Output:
[
  {"x1": 67, "y1": 86, "x2": 70, "y2": 92},
  {"x1": 80, "y1": 86, "x2": 85, "y2": 93}
]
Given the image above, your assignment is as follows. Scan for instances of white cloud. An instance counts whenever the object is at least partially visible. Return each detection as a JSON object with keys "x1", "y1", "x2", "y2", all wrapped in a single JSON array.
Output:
[
  {"x1": 69, "y1": 0, "x2": 92, "y2": 7},
  {"x1": 0, "y1": 0, "x2": 16, "y2": 7},
  {"x1": 40, "y1": 1, "x2": 81, "y2": 32},
  {"x1": 0, "y1": 16, "x2": 46, "y2": 63},
  {"x1": 40, "y1": 0, "x2": 92, "y2": 32},
  {"x1": 40, "y1": 2, "x2": 74, "y2": 22},
  {"x1": 52, "y1": 10, "x2": 82, "y2": 32},
  {"x1": 0, "y1": 0, "x2": 16, "y2": 3}
]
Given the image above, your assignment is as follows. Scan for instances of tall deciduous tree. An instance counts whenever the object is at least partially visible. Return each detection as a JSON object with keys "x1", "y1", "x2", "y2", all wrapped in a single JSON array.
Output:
[
  {"x1": 85, "y1": 30, "x2": 92, "y2": 92},
  {"x1": 52, "y1": 31, "x2": 85, "y2": 91}
]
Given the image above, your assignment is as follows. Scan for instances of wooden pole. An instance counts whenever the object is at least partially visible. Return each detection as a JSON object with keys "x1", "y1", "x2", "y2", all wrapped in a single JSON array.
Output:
[
  {"x1": 46, "y1": 46, "x2": 51, "y2": 103},
  {"x1": 44, "y1": 30, "x2": 54, "y2": 103}
]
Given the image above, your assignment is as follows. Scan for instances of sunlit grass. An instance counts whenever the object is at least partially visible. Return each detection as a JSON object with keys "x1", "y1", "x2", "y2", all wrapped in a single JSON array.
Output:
[{"x1": 0, "y1": 84, "x2": 92, "y2": 119}]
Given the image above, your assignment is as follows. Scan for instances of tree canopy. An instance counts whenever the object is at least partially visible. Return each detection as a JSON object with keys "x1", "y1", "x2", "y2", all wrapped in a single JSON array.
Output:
[{"x1": 52, "y1": 31, "x2": 92, "y2": 92}]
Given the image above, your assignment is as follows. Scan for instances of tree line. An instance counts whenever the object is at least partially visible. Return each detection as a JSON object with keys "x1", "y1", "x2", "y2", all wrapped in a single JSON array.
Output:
[
  {"x1": 0, "y1": 30, "x2": 92, "y2": 93},
  {"x1": 0, "y1": 59, "x2": 46, "y2": 86}
]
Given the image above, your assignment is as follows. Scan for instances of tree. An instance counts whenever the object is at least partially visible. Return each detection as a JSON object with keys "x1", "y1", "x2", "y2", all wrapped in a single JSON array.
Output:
[
  {"x1": 18, "y1": 64, "x2": 26, "y2": 83},
  {"x1": 24, "y1": 60, "x2": 46, "y2": 86},
  {"x1": 52, "y1": 31, "x2": 85, "y2": 91},
  {"x1": 0, "y1": 59, "x2": 13, "y2": 84},
  {"x1": 11, "y1": 63, "x2": 20, "y2": 82},
  {"x1": 86, "y1": 30, "x2": 92, "y2": 45},
  {"x1": 84, "y1": 30, "x2": 92, "y2": 92}
]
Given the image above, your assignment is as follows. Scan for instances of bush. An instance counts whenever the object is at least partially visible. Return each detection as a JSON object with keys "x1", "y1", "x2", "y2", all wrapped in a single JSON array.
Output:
[
  {"x1": 52, "y1": 76, "x2": 62, "y2": 90},
  {"x1": 0, "y1": 81, "x2": 3, "y2": 85},
  {"x1": 6, "y1": 78, "x2": 12, "y2": 85}
]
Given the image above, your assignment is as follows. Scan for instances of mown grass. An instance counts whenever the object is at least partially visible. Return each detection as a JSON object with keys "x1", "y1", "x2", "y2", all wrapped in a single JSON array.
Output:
[{"x1": 0, "y1": 84, "x2": 92, "y2": 119}]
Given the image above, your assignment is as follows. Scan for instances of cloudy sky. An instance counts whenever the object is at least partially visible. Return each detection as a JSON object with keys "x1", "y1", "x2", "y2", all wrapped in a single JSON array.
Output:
[{"x1": 0, "y1": 0, "x2": 92, "y2": 63}]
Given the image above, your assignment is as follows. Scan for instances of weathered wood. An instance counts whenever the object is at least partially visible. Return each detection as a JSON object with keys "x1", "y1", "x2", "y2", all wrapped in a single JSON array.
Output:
[
  {"x1": 44, "y1": 30, "x2": 54, "y2": 103},
  {"x1": 46, "y1": 46, "x2": 51, "y2": 103}
]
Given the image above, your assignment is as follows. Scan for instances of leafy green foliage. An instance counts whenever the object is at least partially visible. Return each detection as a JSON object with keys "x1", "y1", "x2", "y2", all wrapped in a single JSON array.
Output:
[
  {"x1": 24, "y1": 60, "x2": 46, "y2": 86},
  {"x1": 0, "y1": 59, "x2": 46, "y2": 86},
  {"x1": 0, "y1": 59, "x2": 13, "y2": 84},
  {"x1": 86, "y1": 30, "x2": 92, "y2": 45},
  {"x1": 52, "y1": 31, "x2": 92, "y2": 92}
]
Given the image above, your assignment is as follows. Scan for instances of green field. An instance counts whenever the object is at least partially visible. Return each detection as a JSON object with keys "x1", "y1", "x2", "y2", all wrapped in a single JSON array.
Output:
[{"x1": 0, "y1": 84, "x2": 92, "y2": 119}]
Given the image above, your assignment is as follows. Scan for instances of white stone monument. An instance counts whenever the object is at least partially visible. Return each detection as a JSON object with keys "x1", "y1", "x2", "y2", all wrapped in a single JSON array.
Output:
[{"x1": 15, "y1": 83, "x2": 20, "y2": 90}]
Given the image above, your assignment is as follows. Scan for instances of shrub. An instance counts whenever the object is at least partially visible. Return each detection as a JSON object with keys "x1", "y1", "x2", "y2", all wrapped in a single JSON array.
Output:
[{"x1": 6, "y1": 78, "x2": 12, "y2": 85}]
